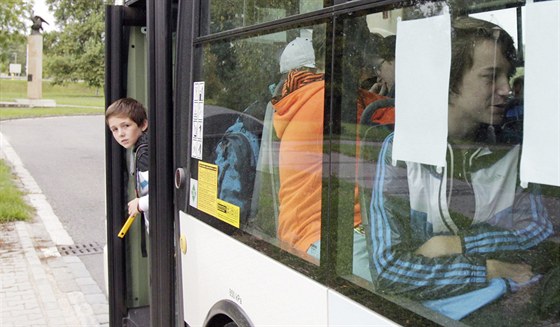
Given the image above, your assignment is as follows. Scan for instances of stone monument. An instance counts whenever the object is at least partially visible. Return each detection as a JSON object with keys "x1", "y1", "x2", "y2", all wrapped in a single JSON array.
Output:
[{"x1": 16, "y1": 16, "x2": 56, "y2": 107}]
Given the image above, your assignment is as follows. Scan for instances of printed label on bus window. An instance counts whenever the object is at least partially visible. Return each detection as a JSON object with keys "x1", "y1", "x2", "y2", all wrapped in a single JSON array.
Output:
[
  {"x1": 197, "y1": 161, "x2": 240, "y2": 227},
  {"x1": 191, "y1": 81, "x2": 205, "y2": 160},
  {"x1": 197, "y1": 161, "x2": 218, "y2": 216},
  {"x1": 216, "y1": 199, "x2": 240, "y2": 228}
]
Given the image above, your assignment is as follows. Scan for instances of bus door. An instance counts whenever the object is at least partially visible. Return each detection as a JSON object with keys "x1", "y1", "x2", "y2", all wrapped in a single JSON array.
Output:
[{"x1": 105, "y1": 2, "x2": 164, "y2": 326}]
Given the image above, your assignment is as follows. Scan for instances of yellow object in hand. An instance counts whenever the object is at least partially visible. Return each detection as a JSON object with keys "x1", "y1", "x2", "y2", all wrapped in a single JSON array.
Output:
[{"x1": 118, "y1": 213, "x2": 138, "y2": 238}]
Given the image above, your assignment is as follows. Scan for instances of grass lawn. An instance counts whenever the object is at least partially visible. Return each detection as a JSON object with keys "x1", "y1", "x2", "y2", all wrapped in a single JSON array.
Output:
[
  {"x1": 0, "y1": 79, "x2": 104, "y2": 120},
  {"x1": 0, "y1": 160, "x2": 33, "y2": 223},
  {"x1": 0, "y1": 79, "x2": 102, "y2": 222},
  {"x1": 0, "y1": 106, "x2": 104, "y2": 120}
]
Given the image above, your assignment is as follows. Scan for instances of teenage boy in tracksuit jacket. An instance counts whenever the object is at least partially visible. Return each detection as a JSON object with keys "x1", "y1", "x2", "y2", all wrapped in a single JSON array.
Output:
[{"x1": 368, "y1": 17, "x2": 555, "y2": 319}]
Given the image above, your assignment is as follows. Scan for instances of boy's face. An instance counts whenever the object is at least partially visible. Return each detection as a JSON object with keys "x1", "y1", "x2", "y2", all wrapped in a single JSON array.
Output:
[
  {"x1": 107, "y1": 115, "x2": 147, "y2": 149},
  {"x1": 374, "y1": 58, "x2": 395, "y2": 90},
  {"x1": 449, "y1": 39, "x2": 512, "y2": 136}
]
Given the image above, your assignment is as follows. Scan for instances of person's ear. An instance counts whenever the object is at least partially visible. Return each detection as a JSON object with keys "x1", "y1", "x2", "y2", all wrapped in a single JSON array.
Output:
[{"x1": 141, "y1": 120, "x2": 148, "y2": 132}]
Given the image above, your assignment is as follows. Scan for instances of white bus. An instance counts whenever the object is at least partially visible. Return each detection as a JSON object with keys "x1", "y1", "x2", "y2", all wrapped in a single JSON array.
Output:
[{"x1": 104, "y1": 0, "x2": 560, "y2": 326}]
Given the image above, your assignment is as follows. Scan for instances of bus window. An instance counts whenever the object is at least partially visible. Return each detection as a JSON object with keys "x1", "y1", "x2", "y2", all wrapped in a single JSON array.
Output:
[
  {"x1": 207, "y1": 0, "x2": 323, "y2": 34},
  {"x1": 107, "y1": 0, "x2": 560, "y2": 325},
  {"x1": 335, "y1": 3, "x2": 402, "y2": 292},
  {"x1": 335, "y1": 1, "x2": 560, "y2": 325},
  {"x1": 191, "y1": 24, "x2": 327, "y2": 265}
]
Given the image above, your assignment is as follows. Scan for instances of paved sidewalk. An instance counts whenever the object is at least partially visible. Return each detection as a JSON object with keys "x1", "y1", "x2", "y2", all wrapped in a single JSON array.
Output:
[{"x1": 0, "y1": 133, "x2": 109, "y2": 326}]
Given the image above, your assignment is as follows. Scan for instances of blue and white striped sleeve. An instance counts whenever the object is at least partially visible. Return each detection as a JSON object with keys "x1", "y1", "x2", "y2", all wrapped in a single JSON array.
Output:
[
  {"x1": 461, "y1": 190, "x2": 553, "y2": 255},
  {"x1": 369, "y1": 135, "x2": 490, "y2": 300}
]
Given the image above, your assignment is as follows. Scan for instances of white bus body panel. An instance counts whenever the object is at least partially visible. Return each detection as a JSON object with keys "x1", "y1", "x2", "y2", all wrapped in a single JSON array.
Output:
[
  {"x1": 179, "y1": 211, "x2": 399, "y2": 326},
  {"x1": 179, "y1": 212, "x2": 327, "y2": 326},
  {"x1": 328, "y1": 290, "x2": 400, "y2": 326}
]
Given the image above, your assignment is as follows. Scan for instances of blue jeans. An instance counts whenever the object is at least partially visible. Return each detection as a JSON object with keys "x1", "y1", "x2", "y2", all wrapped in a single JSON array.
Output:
[{"x1": 307, "y1": 230, "x2": 372, "y2": 282}]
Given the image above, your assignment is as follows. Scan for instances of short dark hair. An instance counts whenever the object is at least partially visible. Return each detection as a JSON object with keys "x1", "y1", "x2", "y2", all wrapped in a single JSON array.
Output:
[
  {"x1": 512, "y1": 75, "x2": 524, "y2": 88},
  {"x1": 105, "y1": 98, "x2": 147, "y2": 127},
  {"x1": 361, "y1": 32, "x2": 385, "y2": 66},
  {"x1": 450, "y1": 17, "x2": 517, "y2": 94},
  {"x1": 379, "y1": 35, "x2": 397, "y2": 62}
]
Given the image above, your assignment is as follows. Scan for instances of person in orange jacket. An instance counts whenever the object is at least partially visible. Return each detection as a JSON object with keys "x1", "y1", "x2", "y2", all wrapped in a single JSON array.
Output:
[
  {"x1": 273, "y1": 37, "x2": 325, "y2": 255},
  {"x1": 273, "y1": 37, "x2": 370, "y2": 281}
]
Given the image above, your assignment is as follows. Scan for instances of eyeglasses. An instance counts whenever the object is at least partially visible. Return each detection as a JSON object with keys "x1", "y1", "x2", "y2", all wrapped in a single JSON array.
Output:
[{"x1": 372, "y1": 59, "x2": 385, "y2": 73}]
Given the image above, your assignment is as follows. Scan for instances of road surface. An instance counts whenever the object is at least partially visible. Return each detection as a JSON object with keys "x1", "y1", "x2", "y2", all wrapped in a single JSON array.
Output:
[{"x1": 1, "y1": 115, "x2": 107, "y2": 293}]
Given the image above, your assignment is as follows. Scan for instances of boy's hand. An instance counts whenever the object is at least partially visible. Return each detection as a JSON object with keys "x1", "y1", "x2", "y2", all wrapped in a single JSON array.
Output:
[
  {"x1": 415, "y1": 236, "x2": 462, "y2": 258},
  {"x1": 370, "y1": 82, "x2": 388, "y2": 96},
  {"x1": 128, "y1": 198, "x2": 141, "y2": 216},
  {"x1": 486, "y1": 260, "x2": 533, "y2": 283}
]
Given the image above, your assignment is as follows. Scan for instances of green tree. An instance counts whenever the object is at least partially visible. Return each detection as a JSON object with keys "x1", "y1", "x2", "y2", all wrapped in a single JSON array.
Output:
[
  {"x1": 0, "y1": 0, "x2": 31, "y2": 73},
  {"x1": 44, "y1": 0, "x2": 105, "y2": 89}
]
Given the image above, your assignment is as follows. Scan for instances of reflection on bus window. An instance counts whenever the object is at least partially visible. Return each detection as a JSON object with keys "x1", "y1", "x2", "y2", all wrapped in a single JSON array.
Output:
[
  {"x1": 341, "y1": 2, "x2": 559, "y2": 326},
  {"x1": 194, "y1": 1, "x2": 559, "y2": 325},
  {"x1": 208, "y1": 0, "x2": 323, "y2": 34},
  {"x1": 199, "y1": 25, "x2": 327, "y2": 264},
  {"x1": 272, "y1": 36, "x2": 324, "y2": 259}
]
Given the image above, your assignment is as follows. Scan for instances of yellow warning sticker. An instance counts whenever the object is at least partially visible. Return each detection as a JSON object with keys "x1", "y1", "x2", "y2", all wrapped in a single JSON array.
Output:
[
  {"x1": 197, "y1": 161, "x2": 240, "y2": 228},
  {"x1": 216, "y1": 199, "x2": 240, "y2": 228},
  {"x1": 197, "y1": 161, "x2": 217, "y2": 216}
]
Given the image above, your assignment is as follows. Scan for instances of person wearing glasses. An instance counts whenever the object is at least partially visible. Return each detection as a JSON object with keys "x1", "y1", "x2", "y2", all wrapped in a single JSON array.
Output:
[
  {"x1": 370, "y1": 35, "x2": 396, "y2": 97},
  {"x1": 357, "y1": 35, "x2": 397, "y2": 127}
]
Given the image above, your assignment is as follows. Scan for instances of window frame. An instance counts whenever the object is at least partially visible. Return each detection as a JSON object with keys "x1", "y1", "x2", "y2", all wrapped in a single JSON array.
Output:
[{"x1": 178, "y1": 0, "x2": 552, "y2": 326}]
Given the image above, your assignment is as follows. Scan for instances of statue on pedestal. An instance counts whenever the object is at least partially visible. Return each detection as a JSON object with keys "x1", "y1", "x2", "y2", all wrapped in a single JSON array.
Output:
[{"x1": 30, "y1": 15, "x2": 49, "y2": 35}]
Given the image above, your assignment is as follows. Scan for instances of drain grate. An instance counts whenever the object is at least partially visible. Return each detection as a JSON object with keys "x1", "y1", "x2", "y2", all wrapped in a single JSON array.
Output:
[{"x1": 57, "y1": 242, "x2": 104, "y2": 256}]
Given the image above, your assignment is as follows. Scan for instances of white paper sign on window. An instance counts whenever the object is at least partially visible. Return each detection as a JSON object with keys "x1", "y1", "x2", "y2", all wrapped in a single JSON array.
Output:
[
  {"x1": 520, "y1": 0, "x2": 560, "y2": 187},
  {"x1": 392, "y1": 11, "x2": 451, "y2": 168},
  {"x1": 191, "y1": 81, "x2": 205, "y2": 160}
]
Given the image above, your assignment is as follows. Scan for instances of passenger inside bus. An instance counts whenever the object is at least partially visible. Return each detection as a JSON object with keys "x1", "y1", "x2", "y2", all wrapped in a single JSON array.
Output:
[
  {"x1": 366, "y1": 16, "x2": 557, "y2": 320},
  {"x1": 358, "y1": 34, "x2": 397, "y2": 127},
  {"x1": 500, "y1": 75, "x2": 524, "y2": 144},
  {"x1": 272, "y1": 36, "x2": 324, "y2": 257},
  {"x1": 505, "y1": 74, "x2": 524, "y2": 121},
  {"x1": 272, "y1": 37, "x2": 324, "y2": 253},
  {"x1": 370, "y1": 35, "x2": 396, "y2": 98},
  {"x1": 273, "y1": 37, "x2": 372, "y2": 281},
  {"x1": 358, "y1": 35, "x2": 397, "y2": 128},
  {"x1": 358, "y1": 33, "x2": 384, "y2": 92}
]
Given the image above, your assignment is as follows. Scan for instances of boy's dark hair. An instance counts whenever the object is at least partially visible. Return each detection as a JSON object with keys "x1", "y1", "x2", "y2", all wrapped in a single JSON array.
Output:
[
  {"x1": 379, "y1": 35, "x2": 397, "y2": 62},
  {"x1": 105, "y1": 98, "x2": 148, "y2": 127},
  {"x1": 512, "y1": 75, "x2": 524, "y2": 88},
  {"x1": 450, "y1": 17, "x2": 517, "y2": 95}
]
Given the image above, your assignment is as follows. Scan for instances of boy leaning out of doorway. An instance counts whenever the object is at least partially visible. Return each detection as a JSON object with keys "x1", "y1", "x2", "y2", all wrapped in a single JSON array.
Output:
[{"x1": 106, "y1": 98, "x2": 150, "y2": 233}]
